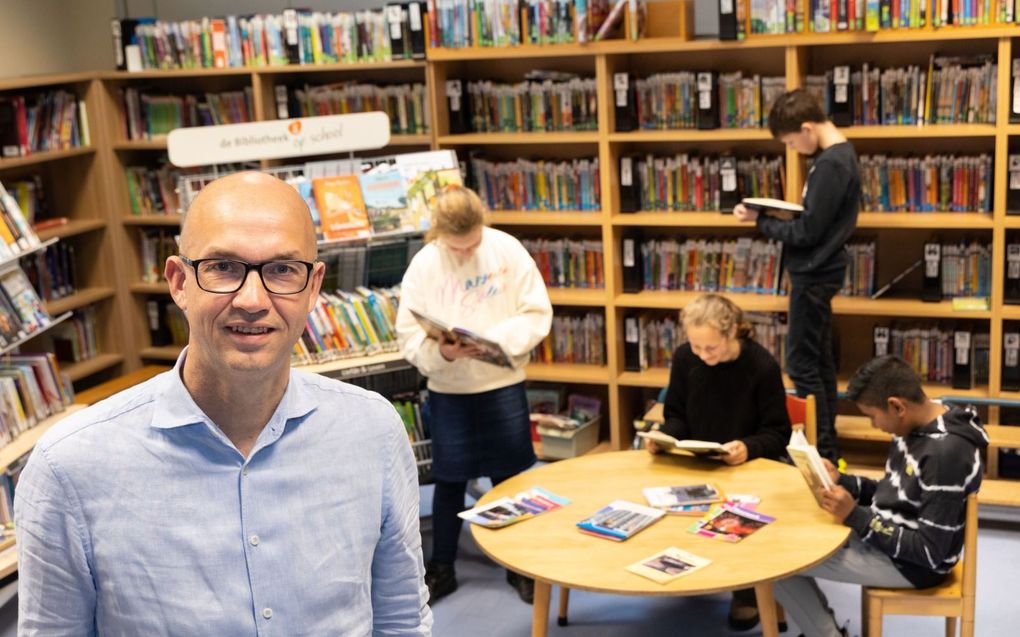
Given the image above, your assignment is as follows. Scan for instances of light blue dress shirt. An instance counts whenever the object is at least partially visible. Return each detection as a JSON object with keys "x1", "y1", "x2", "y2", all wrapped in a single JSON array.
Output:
[{"x1": 15, "y1": 352, "x2": 432, "y2": 636}]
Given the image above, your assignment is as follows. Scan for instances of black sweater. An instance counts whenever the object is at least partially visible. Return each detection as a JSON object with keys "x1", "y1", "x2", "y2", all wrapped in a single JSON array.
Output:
[
  {"x1": 840, "y1": 406, "x2": 988, "y2": 588},
  {"x1": 757, "y1": 141, "x2": 860, "y2": 281},
  {"x1": 660, "y1": 339, "x2": 790, "y2": 460}
]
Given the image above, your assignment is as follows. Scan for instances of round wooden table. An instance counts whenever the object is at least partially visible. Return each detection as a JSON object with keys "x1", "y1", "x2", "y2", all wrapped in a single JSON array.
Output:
[{"x1": 470, "y1": 450, "x2": 851, "y2": 637}]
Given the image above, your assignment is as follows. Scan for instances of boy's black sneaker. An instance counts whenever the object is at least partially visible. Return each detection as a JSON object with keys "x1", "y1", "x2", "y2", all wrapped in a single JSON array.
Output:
[
  {"x1": 424, "y1": 561, "x2": 457, "y2": 604},
  {"x1": 506, "y1": 569, "x2": 535, "y2": 604}
]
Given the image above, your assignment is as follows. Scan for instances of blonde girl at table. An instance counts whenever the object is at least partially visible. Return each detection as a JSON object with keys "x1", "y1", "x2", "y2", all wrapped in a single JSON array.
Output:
[{"x1": 646, "y1": 293, "x2": 791, "y2": 630}]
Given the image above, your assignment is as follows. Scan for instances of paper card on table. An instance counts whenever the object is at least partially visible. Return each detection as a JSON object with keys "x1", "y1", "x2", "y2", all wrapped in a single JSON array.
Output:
[{"x1": 626, "y1": 547, "x2": 712, "y2": 584}]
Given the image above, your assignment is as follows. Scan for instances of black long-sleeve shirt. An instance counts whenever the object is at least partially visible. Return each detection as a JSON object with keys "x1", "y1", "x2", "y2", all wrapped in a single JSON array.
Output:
[
  {"x1": 839, "y1": 406, "x2": 988, "y2": 588},
  {"x1": 660, "y1": 339, "x2": 790, "y2": 460},
  {"x1": 757, "y1": 141, "x2": 860, "y2": 281}
]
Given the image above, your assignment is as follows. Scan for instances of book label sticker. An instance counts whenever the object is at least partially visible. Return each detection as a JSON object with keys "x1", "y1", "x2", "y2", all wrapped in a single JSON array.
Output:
[
  {"x1": 721, "y1": 0, "x2": 734, "y2": 14},
  {"x1": 623, "y1": 238, "x2": 635, "y2": 267},
  {"x1": 621, "y1": 157, "x2": 633, "y2": 186},
  {"x1": 924, "y1": 244, "x2": 941, "y2": 277},
  {"x1": 388, "y1": 6, "x2": 403, "y2": 38},
  {"x1": 955, "y1": 332, "x2": 971, "y2": 365},
  {"x1": 1006, "y1": 333, "x2": 1019, "y2": 368},
  {"x1": 409, "y1": 3, "x2": 422, "y2": 30},
  {"x1": 625, "y1": 317, "x2": 638, "y2": 343}
]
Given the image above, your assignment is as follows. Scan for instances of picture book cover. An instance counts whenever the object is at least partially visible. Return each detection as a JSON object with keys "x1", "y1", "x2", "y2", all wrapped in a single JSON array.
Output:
[
  {"x1": 358, "y1": 166, "x2": 407, "y2": 234},
  {"x1": 626, "y1": 547, "x2": 712, "y2": 584},
  {"x1": 576, "y1": 499, "x2": 666, "y2": 541},
  {"x1": 407, "y1": 306, "x2": 513, "y2": 369},
  {"x1": 637, "y1": 430, "x2": 727, "y2": 457},
  {"x1": 0, "y1": 269, "x2": 48, "y2": 333},
  {"x1": 458, "y1": 487, "x2": 570, "y2": 528},
  {"x1": 643, "y1": 484, "x2": 726, "y2": 509},
  {"x1": 394, "y1": 150, "x2": 462, "y2": 232},
  {"x1": 688, "y1": 504, "x2": 775, "y2": 543},
  {"x1": 311, "y1": 174, "x2": 370, "y2": 241}
]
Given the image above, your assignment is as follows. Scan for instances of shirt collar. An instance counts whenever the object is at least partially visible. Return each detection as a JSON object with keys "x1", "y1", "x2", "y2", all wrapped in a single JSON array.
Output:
[{"x1": 150, "y1": 347, "x2": 319, "y2": 431}]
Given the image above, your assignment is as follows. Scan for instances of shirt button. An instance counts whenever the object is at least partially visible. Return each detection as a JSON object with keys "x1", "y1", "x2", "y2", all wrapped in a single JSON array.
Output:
[
  {"x1": 249, "y1": 534, "x2": 260, "y2": 546},
  {"x1": 262, "y1": 608, "x2": 273, "y2": 619},
  {"x1": 242, "y1": 467, "x2": 249, "y2": 476}
]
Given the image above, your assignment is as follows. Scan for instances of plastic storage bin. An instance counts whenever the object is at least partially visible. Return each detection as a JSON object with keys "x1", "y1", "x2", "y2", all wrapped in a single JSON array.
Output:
[{"x1": 538, "y1": 417, "x2": 601, "y2": 460}]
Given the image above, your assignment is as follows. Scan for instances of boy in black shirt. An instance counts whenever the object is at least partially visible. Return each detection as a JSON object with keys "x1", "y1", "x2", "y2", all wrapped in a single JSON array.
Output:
[
  {"x1": 734, "y1": 89, "x2": 860, "y2": 462},
  {"x1": 774, "y1": 356, "x2": 987, "y2": 636}
]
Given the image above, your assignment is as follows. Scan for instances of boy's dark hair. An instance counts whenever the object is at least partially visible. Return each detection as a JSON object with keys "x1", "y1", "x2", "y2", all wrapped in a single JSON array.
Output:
[
  {"x1": 845, "y1": 355, "x2": 927, "y2": 408},
  {"x1": 767, "y1": 89, "x2": 828, "y2": 138}
]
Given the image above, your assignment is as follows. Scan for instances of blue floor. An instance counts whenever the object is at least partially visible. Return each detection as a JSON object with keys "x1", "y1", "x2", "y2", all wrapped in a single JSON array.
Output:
[{"x1": 426, "y1": 482, "x2": 1020, "y2": 637}]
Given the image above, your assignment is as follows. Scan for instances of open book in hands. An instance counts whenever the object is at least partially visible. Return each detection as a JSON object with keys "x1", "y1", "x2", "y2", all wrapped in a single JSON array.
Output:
[
  {"x1": 741, "y1": 197, "x2": 804, "y2": 220},
  {"x1": 408, "y1": 307, "x2": 513, "y2": 369},
  {"x1": 787, "y1": 433, "x2": 834, "y2": 506},
  {"x1": 637, "y1": 430, "x2": 728, "y2": 457}
]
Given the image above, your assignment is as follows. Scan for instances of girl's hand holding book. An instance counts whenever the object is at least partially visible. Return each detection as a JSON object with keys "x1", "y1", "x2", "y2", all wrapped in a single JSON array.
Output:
[
  {"x1": 439, "y1": 334, "x2": 482, "y2": 361},
  {"x1": 719, "y1": 441, "x2": 746, "y2": 465}
]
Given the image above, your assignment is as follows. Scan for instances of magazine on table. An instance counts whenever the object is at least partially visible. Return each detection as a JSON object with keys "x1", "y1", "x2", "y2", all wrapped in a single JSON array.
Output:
[
  {"x1": 458, "y1": 487, "x2": 571, "y2": 529},
  {"x1": 626, "y1": 547, "x2": 712, "y2": 584},
  {"x1": 642, "y1": 483, "x2": 726, "y2": 509},
  {"x1": 576, "y1": 500, "x2": 665, "y2": 541},
  {"x1": 637, "y1": 430, "x2": 727, "y2": 457},
  {"x1": 408, "y1": 307, "x2": 513, "y2": 369},
  {"x1": 688, "y1": 504, "x2": 775, "y2": 543}
]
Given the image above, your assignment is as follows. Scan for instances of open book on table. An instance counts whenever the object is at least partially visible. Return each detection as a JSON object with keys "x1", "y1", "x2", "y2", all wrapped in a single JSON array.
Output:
[
  {"x1": 408, "y1": 307, "x2": 513, "y2": 369},
  {"x1": 787, "y1": 438, "x2": 835, "y2": 506},
  {"x1": 637, "y1": 430, "x2": 727, "y2": 457},
  {"x1": 741, "y1": 197, "x2": 804, "y2": 220}
]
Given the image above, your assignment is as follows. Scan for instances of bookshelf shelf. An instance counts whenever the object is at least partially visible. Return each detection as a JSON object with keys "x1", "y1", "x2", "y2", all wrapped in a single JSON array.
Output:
[
  {"x1": 256, "y1": 60, "x2": 428, "y2": 73},
  {"x1": 842, "y1": 125, "x2": 997, "y2": 139},
  {"x1": 547, "y1": 288, "x2": 609, "y2": 306},
  {"x1": 63, "y1": 353, "x2": 125, "y2": 383},
  {"x1": 1000, "y1": 305, "x2": 1020, "y2": 320},
  {"x1": 856, "y1": 212, "x2": 994, "y2": 229},
  {"x1": 830, "y1": 297, "x2": 992, "y2": 319},
  {"x1": 0, "y1": 312, "x2": 73, "y2": 356},
  {"x1": 0, "y1": 146, "x2": 95, "y2": 170},
  {"x1": 100, "y1": 68, "x2": 257, "y2": 80},
  {"x1": 436, "y1": 132, "x2": 600, "y2": 145},
  {"x1": 130, "y1": 282, "x2": 170, "y2": 295},
  {"x1": 0, "y1": 403, "x2": 88, "y2": 471},
  {"x1": 113, "y1": 139, "x2": 168, "y2": 151},
  {"x1": 140, "y1": 345, "x2": 183, "y2": 361},
  {"x1": 488, "y1": 211, "x2": 604, "y2": 226},
  {"x1": 615, "y1": 291, "x2": 788, "y2": 312},
  {"x1": 0, "y1": 546, "x2": 15, "y2": 580},
  {"x1": 611, "y1": 212, "x2": 744, "y2": 227},
  {"x1": 35, "y1": 218, "x2": 106, "y2": 242},
  {"x1": 0, "y1": 71, "x2": 94, "y2": 91},
  {"x1": 608, "y1": 129, "x2": 775, "y2": 143},
  {"x1": 525, "y1": 362, "x2": 610, "y2": 384},
  {"x1": 0, "y1": 238, "x2": 58, "y2": 273},
  {"x1": 387, "y1": 134, "x2": 433, "y2": 146},
  {"x1": 1002, "y1": 216, "x2": 1020, "y2": 229},
  {"x1": 122, "y1": 215, "x2": 182, "y2": 226},
  {"x1": 44, "y1": 286, "x2": 116, "y2": 316},
  {"x1": 617, "y1": 368, "x2": 671, "y2": 389},
  {"x1": 294, "y1": 350, "x2": 410, "y2": 378}
]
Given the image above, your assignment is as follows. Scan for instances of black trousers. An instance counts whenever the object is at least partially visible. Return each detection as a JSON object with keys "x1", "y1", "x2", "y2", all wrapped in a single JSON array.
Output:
[
  {"x1": 431, "y1": 473, "x2": 514, "y2": 565},
  {"x1": 787, "y1": 277, "x2": 842, "y2": 462}
]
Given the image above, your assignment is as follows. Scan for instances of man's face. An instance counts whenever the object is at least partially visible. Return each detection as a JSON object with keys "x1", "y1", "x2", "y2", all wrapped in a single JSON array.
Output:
[
  {"x1": 779, "y1": 124, "x2": 818, "y2": 156},
  {"x1": 857, "y1": 401, "x2": 908, "y2": 437},
  {"x1": 166, "y1": 176, "x2": 324, "y2": 376}
]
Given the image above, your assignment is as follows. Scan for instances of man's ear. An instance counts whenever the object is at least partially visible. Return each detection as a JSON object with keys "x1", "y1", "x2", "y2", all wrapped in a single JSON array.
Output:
[
  {"x1": 165, "y1": 256, "x2": 189, "y2": 312},
  {"x1": 304, "y1": 261, "x2": 326, "y2": 313},
  {"x1": 887, "y1": 396, "x2": 907, "y2": 417}
]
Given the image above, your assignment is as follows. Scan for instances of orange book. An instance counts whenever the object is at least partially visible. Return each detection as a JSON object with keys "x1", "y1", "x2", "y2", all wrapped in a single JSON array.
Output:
[
  {"x1": 211, "y1": 19, "x2": 228, "y2": 68},
  {"x1": 312, "y1": 175, "x2": 370, "y2": 241}
]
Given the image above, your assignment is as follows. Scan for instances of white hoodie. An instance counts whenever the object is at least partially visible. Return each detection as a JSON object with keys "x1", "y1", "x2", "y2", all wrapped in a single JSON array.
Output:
[{"x1": 396, "y1": 227, "x2": 553, "y2": 394}]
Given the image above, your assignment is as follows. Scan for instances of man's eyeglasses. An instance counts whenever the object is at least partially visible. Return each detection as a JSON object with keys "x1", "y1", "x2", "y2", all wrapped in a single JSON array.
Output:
[{"x1": 180, "y1": 256, "x2": 314, "y2": 295}]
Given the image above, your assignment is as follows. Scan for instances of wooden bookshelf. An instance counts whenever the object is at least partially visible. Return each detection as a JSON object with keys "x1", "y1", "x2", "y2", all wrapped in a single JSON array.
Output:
[
  {"x1": 0, "y1": 146, "x2": 95, "y2": 170},
  {"x1": 0, "y1": 404, "x2": 88, "y2": 470},
  {"x1": 122, "y1": 215, "x2": 182, "y2": 226},
  {"x1": 547, "y1": 288, "x2": 609, "y2": 306},
  {"x1": 35, "y1": 218, "x2": 107, "y2": 242},
  {"x1": 44, "y1": 286, "x2": 116, "y2": 316},
  {"x1": 525, "y1": 363, "x2": 611, "y2": 384},
  {"x1": 488, "y1": 211, "x2": 604, "y2": 226},
  {"x1": 63, "y1": 353, "x2": 126, "y2": 382},
  {"x1": 140, "y1": 345, "x2": 183, "y2": 361}
]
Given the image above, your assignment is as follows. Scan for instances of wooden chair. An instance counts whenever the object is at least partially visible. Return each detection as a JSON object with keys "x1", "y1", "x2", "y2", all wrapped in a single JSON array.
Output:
[
  {"x1": 785, "y1": 393, "x2": 817, "y2": 446},
  {"x1": 861, "y1": 492, "x2": 979, "y2": 637}
]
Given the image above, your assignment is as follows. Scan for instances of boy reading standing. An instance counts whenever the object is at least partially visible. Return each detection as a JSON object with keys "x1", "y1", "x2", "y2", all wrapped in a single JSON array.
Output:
[
  {"x1": 774, "y1": 355, "x2": 987, "y2": 636},
  {"x1": 734, "y1": 89, "x2": 860, "y2": 462}
]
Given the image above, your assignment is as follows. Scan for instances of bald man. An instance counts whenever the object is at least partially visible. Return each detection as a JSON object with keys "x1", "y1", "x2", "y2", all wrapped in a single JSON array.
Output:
[{"x1": 15, "y1": 172, "x2": 432, "y2": 636}]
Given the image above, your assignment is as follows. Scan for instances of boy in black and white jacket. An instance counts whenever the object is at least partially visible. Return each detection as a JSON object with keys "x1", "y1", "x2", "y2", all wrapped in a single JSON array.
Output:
[{"x1": 775, "y1": 355, "x2": 987, "y2": 637}]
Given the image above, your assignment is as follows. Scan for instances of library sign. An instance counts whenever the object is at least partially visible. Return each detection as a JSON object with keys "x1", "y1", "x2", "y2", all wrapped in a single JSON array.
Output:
[{"x1": 167, "y1": 112, "x2": 391, "y2": 167}]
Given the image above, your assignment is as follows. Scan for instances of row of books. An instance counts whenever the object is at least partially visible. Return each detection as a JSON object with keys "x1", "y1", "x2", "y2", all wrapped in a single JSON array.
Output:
[
  {"x1": 532, "y1": 312, "x2": 607, "y2": 365},
  {"x1": 0, "y1": 269, "x2": 53, "y2": 349},
  {"x1": 0, "y1": 354, "x2": 74, "y2": 452},
  {"x1": 520, "y1": 238, "x2": 605, "y2": 289},
  {"x1": 938, "y1": 240, "x2": 991, "y2": 298},
  {"x1": 620, "y1": 154, "x2": 786, "y2": 213},
  {"x1": 0, "y1": 181, "x2": 44, "y2": 259},
  {"x1": 428, "y1": 0, "x2": 640, "y2": 48},
  {"x1": 0, "y1": 90, "x2": 88, "y2": 159},
  {"x1": 22, "y1": 242, "x2": 76, "y2": 303},
  {"x1": 295, "y1": 287, "x2": 401, "y2": 365},
  {"x1": 393, "y1": 396, "x2": 432, "y2": 478},
  {"x1": 621, "y1": 72, "x2": 786, "y2": 131},
  {"x1": 121, "y1": 87, "x2": 254, "y2": 140},
  {"x1": 140, "y1": 230, "x2": 179, "y2": 284},
  {"x1": 284, "y1": 82, "x2": 429, "y2": 135},
  {"x1": 470, "y1": 157, "x2": 601, "y2": 211},
  {"x1": 147, "y1": 298, "x2": 188, "y2": 349},
  {"x1": 455, "y1": 77, "x2": 599, "y2": 133},
  {"x1": 859, "y1": 154, "x2": 993, "y2": 212},
  {"x1": 746, "y1": 0, "x2": 1010, "y2": 33},
  {"x1": 126, "y1": 164, "x2": 182, "y2": 216},
  {"x1": 873, "y1": 324, "x2": 989, "y2": 386},
  {"x1": 636, "y1": 238, "x2": 786, "y2": 296},
  {"x1": 51, "y1": 307, "x2": 99, "y2": 364},
  {"x1": 842, "y1": 240, "x2": 877, "y2": 297},
  {"x1": 321, "y1": 236, "x2": 425, "y2": 292},
  {"x1": 623, "y1": 311, "x2": 787, "y2": 372},
  {"x1": 804, "y1": 57, "x2": 997, "y2": 126},
  {"x1": 114, "y1": 6, "x2": 426, "y2": 71}
]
